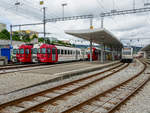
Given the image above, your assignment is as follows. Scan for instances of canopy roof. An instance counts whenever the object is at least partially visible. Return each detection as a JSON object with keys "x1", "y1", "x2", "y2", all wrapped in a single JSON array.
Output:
[
  {"x1": 141, "y1": 44, "x2": 150, "y2": 51},
  {"x1": 65, "y1": 28, "x2": 123, "y2": 48}
]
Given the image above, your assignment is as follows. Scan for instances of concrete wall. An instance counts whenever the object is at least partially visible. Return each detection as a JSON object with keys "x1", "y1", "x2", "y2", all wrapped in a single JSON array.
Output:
[
  {"x1": 144, "y1": 51, "x2": 150, "y2": 59},
  {"x1": 0, "y1": 40, "x2": 25, "y2": 46}
]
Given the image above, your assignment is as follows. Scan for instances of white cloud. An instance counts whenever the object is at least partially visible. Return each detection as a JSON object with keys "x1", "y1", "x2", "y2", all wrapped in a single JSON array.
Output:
[{"x1": 0, "y1": 0, "x2": 150, "y2": 46}]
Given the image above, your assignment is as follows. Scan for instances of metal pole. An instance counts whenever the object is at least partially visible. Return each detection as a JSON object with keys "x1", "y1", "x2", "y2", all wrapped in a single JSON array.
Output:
[
  {"x1": 90, "y1": 39, "x2": 92, "y2": 62},
  {"x1": 62, "y1": 5, "x2": 64, "y2": 18},
  {"x1": 90, "y1": 18, "x2": 93, "y2": 62},
  {"x1": 62, "y1": 3, "x2": 67, "y2": 19},
  {"x1": 104, "y1": 44, "x2": 105, "y2": 61},
  {"x1": 19, "y1": 25, "x2": 21, "y2": 39},
  {"x1": 101, "y1": 43, "x2": 104, "y2": 63},
  {"x1": 133, "y1": 0, "x2": 135, "y2": 9},
  {"x1": 10, "y1": 25, "x2": 13, "y2": 46},
  {"x1": 101, "y1": 17, "x2": 104, "y2": 28},
  {"x1": 43, "y1": 7, "x2": 46, "y2": 43}
]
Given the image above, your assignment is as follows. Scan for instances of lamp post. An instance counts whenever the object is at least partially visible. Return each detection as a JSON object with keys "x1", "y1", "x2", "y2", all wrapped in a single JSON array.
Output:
[{"x1": 62, "y1": 3, "x2": 67, "y2": 19}]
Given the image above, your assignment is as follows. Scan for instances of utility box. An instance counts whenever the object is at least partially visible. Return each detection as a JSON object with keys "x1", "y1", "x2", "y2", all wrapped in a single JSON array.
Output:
[{"x1": 1, "y1": 48, "x2": 11, "y2": 62}]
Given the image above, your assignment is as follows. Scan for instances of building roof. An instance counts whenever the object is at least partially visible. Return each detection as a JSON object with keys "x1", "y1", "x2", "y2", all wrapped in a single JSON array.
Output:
[
  {"x1": 65, "y1": 28, "x2": 123, "y2": 48},
  {"x1": 140, "y1": 44, "x2": 150, "y2": 51}
]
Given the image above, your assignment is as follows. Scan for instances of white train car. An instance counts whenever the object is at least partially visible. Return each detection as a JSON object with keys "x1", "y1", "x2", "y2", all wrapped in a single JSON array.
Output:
[
  {"x1": 11, "y1": 45, "x2": 20, "y2": 63},
  {"x1": 121, "y1": 47, "x2": 133, "y2": 63},
  {"x1": 56, "y1": 46, "x2": 87, "y2": 62},
  {"x1": 31, "y1": 43, "x2": 43, "y2": 63}
]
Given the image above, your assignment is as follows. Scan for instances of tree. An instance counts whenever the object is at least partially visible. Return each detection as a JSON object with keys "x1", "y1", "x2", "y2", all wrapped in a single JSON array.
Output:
[
  {"x1": 1, "y1": 29, "x2": 10, "y2": 40},
  {"x1": 12, "y1": 32, "x2": 21, "y2": 41},
  {"x1": 32, "y1": 34, "x2": 38, "y2": 39},
  {"x1": 0, "y1": 32, "x2": 8, "y2": 40},
  {"x1": 22, "y1": 34, "x2": 31, "y2": 42},
  {"x1": 38, "y1": 38, "x2": 44, "y2": 43}
]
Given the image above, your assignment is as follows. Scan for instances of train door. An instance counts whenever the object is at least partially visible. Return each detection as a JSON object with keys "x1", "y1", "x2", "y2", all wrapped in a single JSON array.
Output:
[
  {"x1": 47, "y1": 48, "x2": 51, "y2": 59},
  {"x1": 25, "y1": 48, "x2": 30, "y2": 62},
  {"x1": 52, "y1": 48, "x2": 56, "y2": 61},
  {"x1": 76, "y1": 50, "x2": 78, "y2": 60}
]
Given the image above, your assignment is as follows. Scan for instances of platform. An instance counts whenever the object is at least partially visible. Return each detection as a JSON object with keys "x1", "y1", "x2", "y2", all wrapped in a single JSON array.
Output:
[
  {"x1": 140, "y1": 44, "x2": 150, "y2": 59},
  {"x1": 0, "y1": 61, "x2": 119, "y2": 95}
]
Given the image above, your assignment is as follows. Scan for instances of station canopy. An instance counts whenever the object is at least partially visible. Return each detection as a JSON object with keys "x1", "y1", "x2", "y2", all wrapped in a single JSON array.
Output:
[
  {"x1": 65, "y1": 28, "x2": 123, "y2": 48},
  {"x1": 141, "y1": 44, "x2": 150, "y2": 51}
]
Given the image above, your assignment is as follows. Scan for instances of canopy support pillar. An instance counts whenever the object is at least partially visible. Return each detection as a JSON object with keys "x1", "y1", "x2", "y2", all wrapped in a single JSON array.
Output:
[
  {"x1": 90, "y1": 39, "x2": 93, "y2": 62},
  {"x1": 101, "y1": 44, "x2": 104, "y2": 63}
]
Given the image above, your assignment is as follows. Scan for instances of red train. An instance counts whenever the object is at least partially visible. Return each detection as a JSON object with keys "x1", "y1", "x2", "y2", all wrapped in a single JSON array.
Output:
[
  {"x1": 13, "y1": 44, "x2": 88, "y2": 63},
  {"x1": 37, "y1": 44, "x2": 58, "y2": 63},
  {"x1": 87, "y1": 47, "x2": 101, "y2": 61},
  {"x1": 17, "y1": 44, "x2": 33, "y2": 63}
]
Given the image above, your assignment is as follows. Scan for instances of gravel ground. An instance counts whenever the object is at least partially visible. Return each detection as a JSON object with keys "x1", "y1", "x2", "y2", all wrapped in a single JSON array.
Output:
[
  {"x1": 0, "y1": 61, "x2": 117, "y2": 94},
  {"x1": 40, "y1": 60, "x2": 145, "y2": 113},
  {"x1": 0, "y1": 60, "x2": 147, "y2": 113},
  {"x1": 0, "y1": 61, "x2": 120, "y2": 104},
  {"x1": 115, "y1": 64, "x2": 150, "y2": 113}
]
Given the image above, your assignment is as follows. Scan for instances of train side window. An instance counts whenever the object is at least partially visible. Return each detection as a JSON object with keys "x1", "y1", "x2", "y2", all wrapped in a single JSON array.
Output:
[
  {"x1": 38, "y1": 48, "x2": 41, "y2": 53},
  {"x1": 52, "y1": 48, "x2": 56, "y2": 54},
  {"x1": 47, "y1": 48, "x2": 51, "y2": 54},
  {"x1": 65, "y1": 50, "x2": 67, "y2": 55},
  {"x1": 57, "y1": 49, "x2": 60, "y2": 54},
  {"x1": 61, "y1": 49, "x2": 63, "y2": 54},
  {"x1": 25, "y1": 49, "x2": 29, "y2": 54}
]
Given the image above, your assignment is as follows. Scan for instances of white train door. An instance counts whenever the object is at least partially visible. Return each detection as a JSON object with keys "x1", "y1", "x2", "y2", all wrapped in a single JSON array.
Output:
[
  {"x1": 52, "y1": 48, "x2": 56, "y2": 61},
  {"x1": 76, "y1": 50, "x2": 78, "y2": 60}
]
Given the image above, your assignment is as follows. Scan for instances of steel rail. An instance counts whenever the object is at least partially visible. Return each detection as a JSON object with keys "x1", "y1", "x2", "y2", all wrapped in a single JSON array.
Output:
[
  {"x1": 62, "y1": 61, "x2": 147, "y2": 113},
  {"x1": 18, "y1": 63, "x2": 128, "y2": 113},
  {"x1": 0, "y1": 63, "x2": 127, "y2": 113},
  {"x1": 107, "y1": 61, "x2": 149, "y2": 113}
]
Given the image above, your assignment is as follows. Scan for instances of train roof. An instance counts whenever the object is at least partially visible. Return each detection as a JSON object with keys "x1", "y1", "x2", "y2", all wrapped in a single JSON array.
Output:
[
  {"x1": 19, "y1": 44, "x2": 33, "y2": 49},
  {"x1": 40, "y1": 44, "x2": 56, "y2": 48},
  {"x1": 56, "y1": 45, "x2": 81, "y2": 50}
]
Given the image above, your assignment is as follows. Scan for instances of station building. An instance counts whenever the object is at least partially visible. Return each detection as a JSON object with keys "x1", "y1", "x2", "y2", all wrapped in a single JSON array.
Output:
[
  {"x1": 140, "y1": 44, "x2": 150, "y2": 59},
  {"x1": 65, "y1": 28, "x2": 123, "y2": 63},
  {"x1": 0, "y1": 23, "x2": 6, "y2": 32}
]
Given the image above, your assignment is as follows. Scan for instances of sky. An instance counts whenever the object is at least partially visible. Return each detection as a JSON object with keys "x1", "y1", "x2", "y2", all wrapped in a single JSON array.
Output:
[{"x1": 0, "y1": 0, "x2": 150, "y2": 47}]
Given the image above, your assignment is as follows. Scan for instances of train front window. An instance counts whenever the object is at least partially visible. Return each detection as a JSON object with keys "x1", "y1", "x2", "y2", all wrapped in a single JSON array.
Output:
[
  {"x1": 20, "y1": 49, "x2": 24, "y2": 54},
  {"x1": 32, "y1": 48, "x2": 38, "y2": 54},
  {"x1": 123, "y1": 51, "x2": 131, "y2": 55},
  {"x1": 25, "y1": 49, "x2": 30, "y2": 54},
  {"x1": 47, "y1": 48, "x2": 51, "y2": 53},
  {"x1": 41, "y1": 48, "x2": 46, "y2": 54},
  {"x1": 13, "y1": 49, "x2": 18, "y2": 54}
]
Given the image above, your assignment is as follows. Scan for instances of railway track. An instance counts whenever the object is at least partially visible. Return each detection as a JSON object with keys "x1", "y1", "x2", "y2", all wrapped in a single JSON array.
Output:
[
  {"x1": 62, "y1": 60, "x2": 149, "y2": 113},
  {"x1": 0, "y1": 62, "x2": 128, "y2": 113}
]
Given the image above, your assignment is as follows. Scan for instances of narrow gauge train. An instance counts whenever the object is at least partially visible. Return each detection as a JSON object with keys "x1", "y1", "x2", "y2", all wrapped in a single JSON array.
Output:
[
  {"x1": 13, "y1": 43, "x2": 88, "y2": 63},
  {"x1": 12, "y1": 45, "x2": 20, "y2": 63},
  {"x1": 87, "y1": 47, "x2": 101, "y2": 61},
  {"x1": 31, "y1": 43, "x2": 43, "y2": 63},
  {"x1": 17, "y1": 44, "x2": 33, "y2": 63},
  {"x1": 121, "y1": 47, "x2": 133, "y2": 63},
  {"x1": 37, "y1": 45, "x2": 88, "y2": 63},
  {"x1": 37, "y1": 44, "x2": 58, "y2": 63}
]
